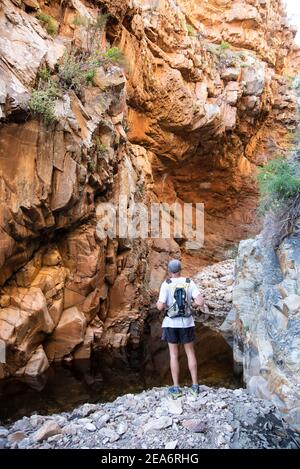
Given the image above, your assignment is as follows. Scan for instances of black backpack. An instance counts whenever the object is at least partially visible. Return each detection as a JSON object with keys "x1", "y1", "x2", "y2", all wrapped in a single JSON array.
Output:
[{"x1": 165, "y1": 278, "x2": 191, "y2": 318}]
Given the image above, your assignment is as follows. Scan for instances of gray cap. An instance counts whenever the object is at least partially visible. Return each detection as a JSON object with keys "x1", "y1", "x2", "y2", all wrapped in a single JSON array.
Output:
[{"x1": 168, "y1": 259, "x2": 181, "y2": 273}]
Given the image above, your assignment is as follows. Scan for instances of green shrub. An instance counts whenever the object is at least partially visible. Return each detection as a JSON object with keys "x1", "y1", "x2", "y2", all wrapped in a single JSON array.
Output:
[
  {"x1": 220, "y1": 40, "x2": 230, "y2": 50},
  {"x1": 36, "y1": 11, "x2": 58, "y2": 37},
  {"x1": 87, "y1": 160, "x2": 96, "y2": 172},
  {"x1": 257, "y1": 157, "x2": 300, "y2": 213},
  {"x1": 95, "y1": 139, "x2": 107, "y2": 156},
  {"x1": 58, "y1": 50, "x2": 99, "y2": 93},
  {"x1": 85, "y1": 68, "x2": 96, "y2": 85},
  {"x1": 38, "y1": 67, "x2": 51, "y2": 81},
  {"x1": 58, "y1": 51, "x2": 84, "y2": 92},
  {"x1": 103, "y1": 47, "x2": 124, "y2": 64},
  {"x1": 187, "y1": 24, "x2": 196, "y2": 37},
  {"x1": 73, "y1": 14, "x2": 88, "y2": 27},
  {"x1": 28, "y1": 81, "x2": 60, "y2": 125}
]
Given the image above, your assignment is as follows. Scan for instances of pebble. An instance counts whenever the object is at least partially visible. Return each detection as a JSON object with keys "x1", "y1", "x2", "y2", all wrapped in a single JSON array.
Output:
[
  {"x1": 182, "y1": 419, "x2": 207, "y2": 433},
  {"x1": 30, "y1": 415, "x2": 44, "y2": 428},
  {"x1": 165, "y1": 440, "x2": 178, "y2": 449},
  {"x1": 116, "y1": 422, "x2": 128, "y2": 435},
  {"x1": 0, "y1": 427, "x2": 8, "y2": 438},
  {"x1": 7, "y1": 431, "x2": 27, "y2": 444},
  {"x1": 85, "y1": 423, "x2": 97, "y2": 432},
  {"x1": 0, "y1": 438, "x2": 7, "y2": 449}
]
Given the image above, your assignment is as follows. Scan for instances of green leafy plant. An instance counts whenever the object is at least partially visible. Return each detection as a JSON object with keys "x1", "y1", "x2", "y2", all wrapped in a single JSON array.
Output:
[
  {"x1": 58, "y1": 50, "x2": 99, "y2": 93},
  {"x1": 103, "y1": 47, "x2": 124, "y2": 64},
  {"x1": 258, "y1": 157, "x2": 300, "y2": 247},
  {"x1": 220, "y1": 40, "x2": 230, "y2": 50},
  {"x1": 73, "y1": 14, "x2": 88, "y2": 27},
  {"x1": 95, "y1": 139, "x2": 107, "y2": 156},
  {"x1": 87, "y1": 160, "x2": 96, "y2": 172},
  {"x1": 36, "y1": 11, "x2": 58, "y2": 37},
  {"x1": 85, "y1": 68, "x2": 96, "y2": 85},
  {"x1": 258, "y1": 157, "x2": 300, "y2": 212},
  {"x1": 38, "y1": 67, "x2": 51, "y2": 81},
  {"x1": 187, "y1": 24, "x2": 196, "y2": 37},
  {"x1": 58, "y1": 51, "x2": 84, "y2": 92},
  {"x1": 28, "y1": 81, "x2": 60, "y2": 125}
]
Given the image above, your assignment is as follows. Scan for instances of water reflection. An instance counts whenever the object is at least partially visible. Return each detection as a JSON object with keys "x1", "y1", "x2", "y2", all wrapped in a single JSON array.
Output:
[{"x1": 0, "y1": 324, "x2": 241, "y2": 423}]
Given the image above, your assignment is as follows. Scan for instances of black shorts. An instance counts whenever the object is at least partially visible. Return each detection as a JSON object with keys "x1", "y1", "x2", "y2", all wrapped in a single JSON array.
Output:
[{"x1": 162, "y1": 327, "x2": 196, "y2": 344}]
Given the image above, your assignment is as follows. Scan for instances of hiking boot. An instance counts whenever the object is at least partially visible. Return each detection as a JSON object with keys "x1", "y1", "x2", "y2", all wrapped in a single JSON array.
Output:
[
  {"x1": 190, "y1": 384, "x2": 200, "y2": 396},
  {"x1": 168, "y1": 386, "x2": 183, "y2": 398}
]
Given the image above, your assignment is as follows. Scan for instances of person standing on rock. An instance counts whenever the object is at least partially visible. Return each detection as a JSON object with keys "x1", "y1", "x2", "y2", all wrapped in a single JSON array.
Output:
[{"x1": 156, "y1": 259, "x2": 204, "y2": 398}]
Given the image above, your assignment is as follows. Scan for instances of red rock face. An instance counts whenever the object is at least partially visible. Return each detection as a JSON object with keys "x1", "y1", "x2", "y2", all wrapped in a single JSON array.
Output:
[{"x1": 0, "y1": 0, "x2": 298, "y2": 377}]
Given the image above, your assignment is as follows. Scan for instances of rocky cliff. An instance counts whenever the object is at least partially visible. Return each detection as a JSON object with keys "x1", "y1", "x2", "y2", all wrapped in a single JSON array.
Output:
[
  {"x1": 228, "y1": 69, "x2": 300, "y2": 433},
  {"x1": 0, "y1": 0, "x2": 298, "y2": 379},
  {"x1": 231, "y1": 222, "x2": 300, "y2": 432}
]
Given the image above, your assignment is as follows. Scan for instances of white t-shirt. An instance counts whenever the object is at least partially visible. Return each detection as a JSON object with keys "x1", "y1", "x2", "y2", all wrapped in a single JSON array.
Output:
[{"x1": 158, "y1": 277, "x2": 200, "y2": 328}]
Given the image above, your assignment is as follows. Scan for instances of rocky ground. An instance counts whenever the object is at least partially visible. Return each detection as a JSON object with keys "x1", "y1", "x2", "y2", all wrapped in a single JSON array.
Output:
[{"x1": 1, "y1": 385, "x2": 299, "y2": 450}]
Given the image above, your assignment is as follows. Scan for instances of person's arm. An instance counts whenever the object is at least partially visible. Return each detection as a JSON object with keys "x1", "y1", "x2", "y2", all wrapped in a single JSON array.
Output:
[
  {"x1": 191, "y1": 280, "x2": 204, "y2": 308},
  {"x1": 157, "y1": 282, "x2": 167, "y2": 311},
  {"x1": 156, "y1": 300, "x2": 166, "y2": 311},
  {"x1": 193, "y1": 293, "x2": 204, "y2": 308}
]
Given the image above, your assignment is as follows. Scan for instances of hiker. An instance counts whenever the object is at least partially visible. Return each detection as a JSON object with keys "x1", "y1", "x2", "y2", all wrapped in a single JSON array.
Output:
[{"x1": 156, "y1": 259, "x2": 204, "y2": 398}]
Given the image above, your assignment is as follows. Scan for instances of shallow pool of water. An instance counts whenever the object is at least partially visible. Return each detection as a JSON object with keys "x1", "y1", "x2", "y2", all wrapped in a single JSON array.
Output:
[{"x1": 0, "y1": 324, "x2": 242, "y2": 423}]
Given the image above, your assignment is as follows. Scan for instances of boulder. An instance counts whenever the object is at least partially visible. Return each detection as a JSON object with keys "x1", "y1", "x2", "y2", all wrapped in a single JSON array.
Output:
[
  {"x1": 143, "y1": 416, "x2": 173, "y2": 433},
  {"x1": 0, "y1": 288, "x2": 54, "y2": 369},
  {"x1": 73, "y1": 326, "x2": 94, "y2": 360},
  {"x1": 15, "y1": 345, "x2": 49, "y2": 377},
  {"x1": 31, "y1": 421, "x2": 62, "y2": 443},
  {"x1": 182, "y1": 419, "x2": 207, "y2": 433},
  {"x1": 7, "y1": 431, "x2": 27, "y2": 444},
  {"x1": 44, "y1": 307, "x2": 87, "y2": 361}
]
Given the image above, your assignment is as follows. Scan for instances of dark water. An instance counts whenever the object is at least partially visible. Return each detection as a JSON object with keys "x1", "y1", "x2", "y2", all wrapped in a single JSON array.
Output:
[{"x1": 0, "y1": 323, "x2": 242, "y2": 424}]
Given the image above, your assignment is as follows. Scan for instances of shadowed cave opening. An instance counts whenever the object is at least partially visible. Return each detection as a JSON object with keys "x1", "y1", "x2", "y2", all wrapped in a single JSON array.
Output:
[{"x1": 0, "y1": 321, "x2": 241, "y2": 424}]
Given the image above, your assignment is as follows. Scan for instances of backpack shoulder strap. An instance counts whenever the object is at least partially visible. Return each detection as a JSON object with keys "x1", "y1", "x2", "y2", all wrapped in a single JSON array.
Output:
[{"x1": 166, "y1": 278, "x2": 172, "y2": 284}]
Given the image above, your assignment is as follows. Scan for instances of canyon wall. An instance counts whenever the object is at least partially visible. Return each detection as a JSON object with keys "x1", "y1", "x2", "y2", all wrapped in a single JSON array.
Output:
[
  {"x1": 232, "y1": 229, "x2": 300, "y2": 432},
  {"x1": 0, "y1": 0, "x2": 298, "y2": 378}
]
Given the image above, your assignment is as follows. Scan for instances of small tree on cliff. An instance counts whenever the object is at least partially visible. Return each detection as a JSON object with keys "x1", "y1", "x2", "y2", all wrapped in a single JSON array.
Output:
[{"x1": 257, "y1": 156, "x2": 300, "y2": 246}]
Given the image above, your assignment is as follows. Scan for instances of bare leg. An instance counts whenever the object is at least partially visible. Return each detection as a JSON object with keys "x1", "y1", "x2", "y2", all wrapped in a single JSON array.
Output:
[
  {"x1": 168, "y1": 343, "x2": 180, "y2": 386},
  {"x1": 184, "y1": 342, "x2": 198, "y2": 385}
]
